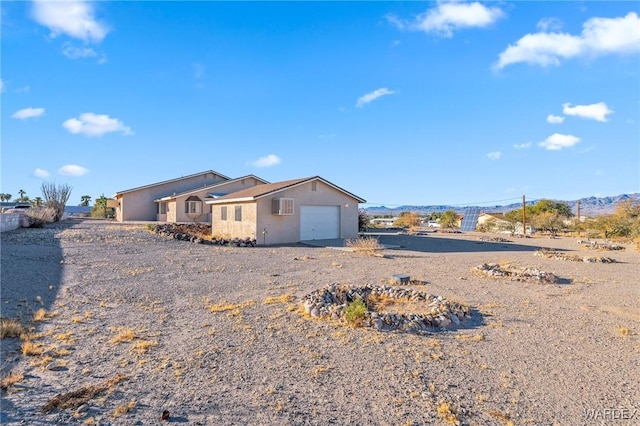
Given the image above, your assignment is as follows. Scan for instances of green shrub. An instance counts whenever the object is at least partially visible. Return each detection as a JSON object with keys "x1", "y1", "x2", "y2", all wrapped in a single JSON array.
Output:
[{"x1": 343, "y1": 298, "x2": 368, "y2": 327}]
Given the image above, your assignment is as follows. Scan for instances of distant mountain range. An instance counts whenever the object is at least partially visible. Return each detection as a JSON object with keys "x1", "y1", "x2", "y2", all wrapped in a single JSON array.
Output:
[{"x1": 365, "y1": 193, "x2": 640, "y2": 216}]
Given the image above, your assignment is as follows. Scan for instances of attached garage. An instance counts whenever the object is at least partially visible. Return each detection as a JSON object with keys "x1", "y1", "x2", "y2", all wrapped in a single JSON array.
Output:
[
  {"x1": 300, "y1": 205, "x2": 339, "y2": 240},
  {"x1": 207, "y1": 176, "x2": 365, "y2": 245}
]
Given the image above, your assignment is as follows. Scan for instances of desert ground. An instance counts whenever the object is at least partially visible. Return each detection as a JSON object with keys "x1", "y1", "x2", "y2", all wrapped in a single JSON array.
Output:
[{"x1": 1, "y1": 219, "x2": 638, "y2": 425}]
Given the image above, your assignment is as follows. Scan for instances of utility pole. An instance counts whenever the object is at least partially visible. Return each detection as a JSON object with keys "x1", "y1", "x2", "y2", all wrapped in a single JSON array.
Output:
[
  {"x1": 522, "y1": 195, "x2": 526, "y2": 237},
  {"x1": 576, "y1": 200, "x2": 581, "y2": 237}
]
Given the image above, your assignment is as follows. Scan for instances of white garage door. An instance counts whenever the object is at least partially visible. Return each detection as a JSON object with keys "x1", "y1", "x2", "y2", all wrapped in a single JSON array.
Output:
[{"x1": 300, "y1": 206, "x2": 340, "y2": 240}]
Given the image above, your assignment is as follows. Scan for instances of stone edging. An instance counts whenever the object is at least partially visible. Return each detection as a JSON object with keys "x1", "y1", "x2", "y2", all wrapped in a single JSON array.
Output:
[{"x1": 301, "y1": 284, "x2": 471, "y2": 333}]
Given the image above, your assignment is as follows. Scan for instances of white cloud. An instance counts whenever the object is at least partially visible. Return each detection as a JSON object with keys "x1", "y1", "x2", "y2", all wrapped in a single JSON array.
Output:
[
  {"x1": 249, "y1": 154, "x2": 281, "y2": 168},
  {"x1": 62, "y1": 43, "x2": 96, "y2": 58},
  {"x1": 12, "y1": 107, "x2": 45, "y2": 120},
  {"x1": 496, "y1": 12, "x2": 640, "y2": 69},
  {"x1": 538, "y1": 133, "x2": 581, "y2": 150},
  {"x1": 486, "y1": 151, "x2": 502, "y2": 160},
  {"x1": 63, "y1": 113, "x2": 133, "y2": 137},
  {"x1": 389, "y1": 1, "x2": 504, "y2": 37},
  {"x1": 537, "y1": 17, "x2": 563, "y2": 32},
  {"x1": 62, "y1": 43, "x2": 107, "y2": 63},
  {"x1": 356, "y1": 88, "x2": 396, "y2": 108},
  {"x1": 0, "y1": 78, "x2": 4, "y2": 92},
  {"x1": 32, "y1": 0, "x2": 108, "y2": 43},
  {"x1": 513, "y1": 142, "x2": 532, "y2": 149},
  {"x1": 562, "y1": 102, "x2": 613, "y2": 122},
  {"x1": 16, "y1": 85, "x2": 31, "y2": 93},
  {"x1": 58, "y1": 164, "x2": 89, "y2": 177},
  {"x1": 547, "y1": 114, "x2": 565, "y2": 124},
  {"x1": 33, "y1": 168, "x2": 50, "y2": 178}
]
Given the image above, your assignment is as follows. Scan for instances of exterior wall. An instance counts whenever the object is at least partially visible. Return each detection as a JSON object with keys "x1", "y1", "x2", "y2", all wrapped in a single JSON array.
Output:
[
  {"x1": 116, "y1": 173, "x2": 226, "y2": 222},
  {"x1": 171, "y1": 177, "x2": 263, "y2": 223},
  {"x1": 211, "y1": 202, "x2": 257, "y2": 240},
  {"x1": 255, "y1": 180, "x2": 360, "y2": 245},
  {"x1": 477, "y1": 214, "x2": 511, "y2": 231},
  {"x1": 0, "y1": 213, "x2": 29, "y2": 232}
]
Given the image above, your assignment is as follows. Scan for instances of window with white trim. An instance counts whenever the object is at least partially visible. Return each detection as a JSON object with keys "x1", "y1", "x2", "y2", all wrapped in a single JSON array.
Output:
[
  {"x1": 221, "y1": 206, "x2": 227, "y2": 221},
  {"x1": 185, "y1": 196, "x2": 202, "y2": 214},
  {"x1": 235, "y1": 205, "x2": 242, "y2": 221}
]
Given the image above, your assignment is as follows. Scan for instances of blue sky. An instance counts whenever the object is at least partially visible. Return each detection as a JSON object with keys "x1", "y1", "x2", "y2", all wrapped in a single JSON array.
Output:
[{"x1": 2, "y1": 1, "x2": 639, "y2": 207}]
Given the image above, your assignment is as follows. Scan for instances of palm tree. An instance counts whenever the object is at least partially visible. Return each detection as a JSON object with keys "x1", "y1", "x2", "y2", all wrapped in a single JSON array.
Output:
[
  {"x1": 80, "y1": 195, "x2": 92, "y2": 206},
  {"x1": 0, "y1": 193, "x2": 11, "y2": 202},
  {"x1": 18, "y1": 189, "x2": 26, "y2": 202},
  {"x1": 32, "y1": 197, "x2": 44, "y2": 208}
]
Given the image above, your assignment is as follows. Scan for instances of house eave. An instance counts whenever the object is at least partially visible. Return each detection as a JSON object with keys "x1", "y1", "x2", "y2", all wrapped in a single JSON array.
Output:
[{"x1": 206, "y1": 197, "x2": 256, "y2": 205}]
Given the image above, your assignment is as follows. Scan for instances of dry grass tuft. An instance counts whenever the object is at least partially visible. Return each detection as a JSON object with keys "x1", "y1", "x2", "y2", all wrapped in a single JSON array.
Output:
[
  {"x1": 209, "y1": 300, "x2": 256, "y2": 313},
  {"x1": 33, "y1": 309, "x2": 49, "y2": 322},
  {"x1": 312, "y1": 365, "x2": 334, "y2": 377},
  {"x1": 454, "y1": 333, "x2": 485, "y2": 342},
  {"x1": 488, "y1": 410, "x2": 514, "y2": 425},
  {"x1": 41, "y1": 374, "x2": 128, "y2": 413},
  {"x1": 22, "y1": 340, "x2": 44, "y2": 356},
  {"x1": 263, "y1": 294, "x2": 295, "y2": 305},
  {"x1": 437, "y1": 401, "x2": 459, "y2": 424},
  {"x1": 345, "y1": 237, "x2": 383, "y2": 256},
  {"x1": 130, "y1": 340, "x2": 157, "y2": 356},
  {"x1": 113, "y1": 399, "x2": 136, "y2": 417},
  {"x1": 617, "y1": 327, "x2": 631, "y2": 336},
  {"x1": 0, "y1": 371, "x2": 24, "y2": 390},
  {"x1": 55, "y1": 332, "x2": 75, "y2": 344},
  {"x1": 109, "y1": 328, "x2": 136, "y2": 344},
  {"x1": 1, "y1": 319, "x2": 26, "y2": 339}
]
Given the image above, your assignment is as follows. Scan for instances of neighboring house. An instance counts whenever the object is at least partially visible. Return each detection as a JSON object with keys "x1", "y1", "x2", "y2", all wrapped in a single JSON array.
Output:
[
  {"x1": 206, "y1": 176, "x2": 366, "y2": 245},
  {"x1": 113, "y1": 170, "x2": 230, "y2": 222},
  {"x1": 369, "y1": 217, "x2": 397, "y2": 228},
  {"x1": 154, "y1": 175, "x2": 268, "y2": 223},
  {"x1": 477, "y1": 213, "x2": 514, "y2": 233}
]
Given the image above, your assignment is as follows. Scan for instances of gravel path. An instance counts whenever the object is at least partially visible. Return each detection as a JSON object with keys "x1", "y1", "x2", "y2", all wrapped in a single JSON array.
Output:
[{"x1": 1, "y1": 219, "x2": 638, "y2": 425}]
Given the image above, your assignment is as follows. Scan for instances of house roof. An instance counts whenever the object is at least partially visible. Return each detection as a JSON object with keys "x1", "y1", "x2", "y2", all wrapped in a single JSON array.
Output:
[
  {"x1": 114, "y1": 170, "x2": 231, "y2": 197},
  {"x1": 206, "y1": 176, "x2": 366, "y2": 204},
  {"x1": 480, "y1": 212, "x2": 507, "y2": 220},
  {"x1": 153, "y1": 175, "x2": 269, "y2": 202}
]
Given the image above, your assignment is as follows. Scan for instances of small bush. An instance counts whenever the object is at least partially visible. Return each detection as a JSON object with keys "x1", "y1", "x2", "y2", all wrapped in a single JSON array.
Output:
[
  {"x1": 1, "y1": 320, "x2": 25, "y2": 339},
  {"x1": 345, "y1": 237, "x2": 382, "y2": 256},
  {"x1": 21, "y1": 340, "x2": 44, "y2": 356},
  {"x1": 33, "y1": 309, "x2": 49, "y2": 322},
  {"x1": 26, "y1": 208, "x2": 56, "y2": 228},
  {"x1": 343, "y1": 298, "x2": 368, "y2": 327},
  {"x1": 0, "y1": 371, "x2": 24, "y2": 391}
]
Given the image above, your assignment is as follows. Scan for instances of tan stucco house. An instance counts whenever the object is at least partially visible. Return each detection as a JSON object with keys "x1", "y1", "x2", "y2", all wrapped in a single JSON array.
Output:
[
  {"x1": 206, "y1": 176, "x2": 366, "y2": 245},
  {"x1": 154, "y1": 175, "x2": 268, "y2": 223},
  {"x1": 477, "y1": 213, "x2": 513, "y2": 232},
  {"x1": 113, "y1": 170, "x2": 230, "y2": 222}
]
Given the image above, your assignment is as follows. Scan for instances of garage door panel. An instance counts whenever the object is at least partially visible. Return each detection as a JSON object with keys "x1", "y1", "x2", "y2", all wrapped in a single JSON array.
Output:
[{"x1": 300, "y1": 206, "x2": 339, "y2": 240}]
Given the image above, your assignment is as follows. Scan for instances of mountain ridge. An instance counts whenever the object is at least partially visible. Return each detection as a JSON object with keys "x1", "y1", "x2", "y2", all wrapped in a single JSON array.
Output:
[{"x1": 364, "y1": 193, "x2": 640, "y2": 216}]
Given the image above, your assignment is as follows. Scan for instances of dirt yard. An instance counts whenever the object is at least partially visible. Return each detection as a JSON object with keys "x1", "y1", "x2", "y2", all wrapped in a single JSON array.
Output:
[{"x1": 1, "y1": 219, "x2": 638, "y2": 425}]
